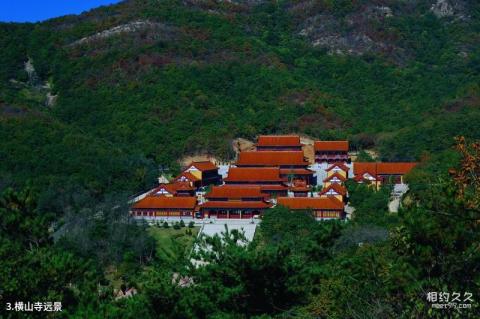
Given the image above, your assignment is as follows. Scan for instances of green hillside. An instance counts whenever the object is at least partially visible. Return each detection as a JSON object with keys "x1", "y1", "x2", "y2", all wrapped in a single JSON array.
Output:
[
  {"x1": 1, "y1": 0, "x2": 480, "y2": 197},
  {"x1": 1, "y1": 1, "x2": 480, "y2": 317}
]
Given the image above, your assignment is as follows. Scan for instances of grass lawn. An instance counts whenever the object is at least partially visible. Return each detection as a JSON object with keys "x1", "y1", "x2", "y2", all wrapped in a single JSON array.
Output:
[{"x1": 148, "y1": 225, "x2": 200, "y2": 262}]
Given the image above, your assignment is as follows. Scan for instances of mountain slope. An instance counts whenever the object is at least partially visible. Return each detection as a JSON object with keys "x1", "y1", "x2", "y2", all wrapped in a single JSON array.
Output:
[{"x1": 1, "y1": 0, "x2": 480, "y2": 197}]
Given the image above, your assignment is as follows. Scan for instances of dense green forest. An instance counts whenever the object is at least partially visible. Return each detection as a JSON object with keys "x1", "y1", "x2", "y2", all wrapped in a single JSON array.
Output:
[
  {"x1": 1, "y1": 139, "x2": 479, "y2": 318},
  {"x1": 1, "y1": 0, "x2": 480, "y2": 317},
  {"x1": 1, "y1": 0, "x2": 480, "y2": 197}
]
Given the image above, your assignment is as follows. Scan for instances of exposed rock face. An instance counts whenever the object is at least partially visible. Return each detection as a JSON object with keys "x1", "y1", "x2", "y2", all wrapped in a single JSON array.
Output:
[
  {"x1": 294, "y1": 0, "x2": 472, "y2": 59},
  {"x1": 231, "y1": 138, "x2": 255, "y2": 154},
  {"x1": 298, "y1": 5, "x2": 394, "y2": 56},
  {"x1": 430, "y1": 0, "x2": 468, "y2": 19},
  {"x1": 310, "y1": 32, "x2": 380, "y2": 56},
  {"x1": 431, "y1": 0, "x2": 455, "y2": 17},
  {"x1": 69, "y1": 20, "x2": 175, "y2": 46},
  {"x1": 46, "y1": 92, "x2": 58, "y2": 107},
  {"x1": 24, "y1": 58, "x2": 40, "y2": 86},
  {"x1": 373, "y1": 6, "x2": 393, "y2": 18}
]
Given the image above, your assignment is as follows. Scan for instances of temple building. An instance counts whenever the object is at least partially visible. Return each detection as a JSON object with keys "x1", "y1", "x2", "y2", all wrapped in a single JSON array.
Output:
[
  {"x1": 323, "y1": 172, "x2": 347, "y2": 188},
  {"x1": 325, "y1": 162, "x2": 350, "y2": 178},
  {"x1": 199, "y1": 185, "x2": 272, "y2": 219},
  {"x1": 223, "y1": 167, "x2": 289, "y2": 197},
  {"x1": 314, "y1": 141, "x2": 350, "y2": 163},
  {"x1": 235, "y1": 151, "x2": 314, "y2": 184},
  {"x1": 173, "y1": 171, "x2": 201, "y2": 188},
  {"x1": 148, "y1": 182, "x2": 195, "y2": 197},
  {"x1": 182, "y1": 161, "x2": 222, "y2": 187},
  {"x1": 131, "y1": 196, "x2": 197, "y2": 220},
  {"x1": 353, "y1": 162, "x2": 418, "y2": 188},
  {"x1": 256, "y1": 135, "x2": 302, "y2": 151},
  {"x1": 128, "y1": 135, "x2": 420, "y2": 223},
  {"x1": 288, "y1": 180, "x2": 310, "y2": 197},
  {"x1": 277, "y1": 197, "x2": 345, "y2": 220},
  {"x1": 319, "y1": 183, "x2": 347, "y2": 202}
]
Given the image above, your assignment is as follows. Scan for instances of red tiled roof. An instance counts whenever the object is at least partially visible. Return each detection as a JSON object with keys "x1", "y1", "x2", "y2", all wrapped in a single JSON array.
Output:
[
  {"x1": 132, "y1": 196, "x2": 197, "y2": 209},
  {"x1": 224, "y1": 167, "x2": 283, "y2": 182},
  {"x1": 377, "y1": 162, "x2": 418, "y2": 174},
  {"x1": 279, "y1": 168, "x2": 314, "y2": 175},
  {"x1": 200, "y1": 201, "x2": 272, "y2": 209},
  {"x1": 257, "y1": 135, "x2": 301, "y2": 147},
  {"x1": 314, "y1": 141, "x2": 349, "y2": 152},
  {"x1": 151, "y1": 184, "x2": 176, "y2": 196},
  {"x1": 277, "y1": 197, "x2": 344, "y2": 210},
  {"x1": 260, "y1": 184, "x2": 289, "y2": 191},
  {"x1": 353, "y1": 163, "x2": 377, "y2": 176},
  {"x1": 205, "y1": 185, "x2": 266, "y2": 199},
  {"x1": 175, "y1": 182, "x2": 195, "y2": 191},
  {"x1": 323, "y1": 173, "x2": 347, "y2": 183},
  {"x1": 353, "y1": 162, "x2": 418, "y2": 176},
  {"x1": 289, "y1": 179, "x2": 309, "y2": 192},
  {"x1": 353, "y1": 173, "x2": 378, "y2": 182},
  {"x1": 236, "y1": 151, "x2": 308, "y2": 166},
  {"x1": 151, "y1": 182, "x2": 193, "y2": 196},
  {"x1": 319, "y1": 184, "x2": 347, "y2": 196},
  {"x1": 326, "y1": 162, "x2": 350, "y2": 172},
  {"x1": 185, "y1": 161, "x2": 217, "y2": 171},
  {"x1": 175, "y1": 171, "x2": 200, "y2": 182}
]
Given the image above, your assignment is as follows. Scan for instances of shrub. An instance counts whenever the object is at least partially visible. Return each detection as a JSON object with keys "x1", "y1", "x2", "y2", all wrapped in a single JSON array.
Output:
[{"x1": 163, "y1": 221, "x2": 169, "y2": 228}]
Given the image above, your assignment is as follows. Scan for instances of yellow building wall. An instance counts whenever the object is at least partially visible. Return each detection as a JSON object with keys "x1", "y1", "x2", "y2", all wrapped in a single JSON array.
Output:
[
  {"x1": 187, "y1": 169, "x2": 202, "y2": 180},
  {"x1": 326, "y1": 169, "x2": 347, "y2": 179},
  {"x1": 192, "y1": 170, "x2": 202, "y2": 179},
  {"x1": 323, "y1": 181, "x2": 343, "y2": 188}
]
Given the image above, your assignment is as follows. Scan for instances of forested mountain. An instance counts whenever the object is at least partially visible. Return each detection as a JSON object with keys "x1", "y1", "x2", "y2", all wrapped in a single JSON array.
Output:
[
  {"x1": 1, "y1": 0, "x2": 480, "y2": 197},
  {"x1": 0, "y1": 1, "x2": 479, "y2": 318}
]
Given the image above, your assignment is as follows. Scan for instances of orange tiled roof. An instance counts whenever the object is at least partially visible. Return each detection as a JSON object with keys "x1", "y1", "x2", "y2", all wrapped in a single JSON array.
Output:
[
  {"x1": 314, "y1": 141, "x2": 349, "y2": 152},
  {"x1": 277, "y1": 197, "x2": 344, "y2": 210},
  {"x1": 323, "y1": 172, "x2": 347, "y2": 183},
  {"x1": 260, "y1": 184, "x2": 289, "y2": 191},
  {"x1": 289, "y1": 179, "x2": 309, "y2": 191},
  {"x1": 237, "y1": 151, "x2": 308, "y2": 166},
  {"x1": 175, "y1": 182, "x2": 195, "y2": 191},
  {"x1": 353, "y1": 173, "x2": 377, "y2": 182},
  {"x1": 257, "y1": 135, "x2": 301, "y2": 147},
  {"x1": 200, "y1": 201, "x2": 272, "y2": 209},
  {"x1": 151, "y1": 182, "x2": 193, "y2": 196},
  {"x1": 151, "y1": 184, "x2": 176, "y2": 196},
  {"x1": 205, "y1": 185, "x2": 266, "y2": 199},
  {"x1": 224, "y1": 167, "x2": 283, "y2": 182},
  {"x1": 319, "y1": 184, "x2": 347, "y2": 196},
  {"x1": 279, "y1": 168, "x2": 314, "y2": 175},
  {"x1": 353, "y1": 162, "x2": 418, "y2": 176},
  {"x1": 132, "y1": 196, "x2": 197, "y2": 209},
  {"x1": 185, "y1": 161, "x2": 218, "y2": 171},
  {"x1": 326, "y1": 162, "x2": 350, "y2": 172}
]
